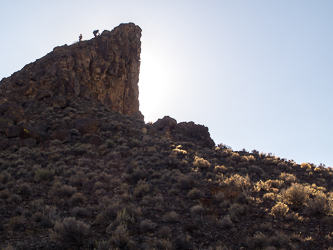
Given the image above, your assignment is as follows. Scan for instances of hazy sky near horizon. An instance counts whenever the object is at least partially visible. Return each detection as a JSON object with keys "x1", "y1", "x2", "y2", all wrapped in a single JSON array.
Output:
[{"x1": 1, "y1": 1, "x2": 333, "y2": 167}]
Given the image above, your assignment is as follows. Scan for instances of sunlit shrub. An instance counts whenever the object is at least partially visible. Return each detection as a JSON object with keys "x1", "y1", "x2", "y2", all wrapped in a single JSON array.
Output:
[
  {"x1": 271, "y1": 202, "x2": 289, "y2": 217},
  {"x1": 282, "y1": 183, "x2": 311, "y2": 208}
]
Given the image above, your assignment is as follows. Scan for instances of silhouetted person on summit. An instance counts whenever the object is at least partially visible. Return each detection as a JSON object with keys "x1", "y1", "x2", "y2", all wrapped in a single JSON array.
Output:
[
  {"x1": 79, "y1": 34, "x2": 82, "y2": 42},
  {"x1": 93, "y1": 30, "x2": 100, "y2": 37}
]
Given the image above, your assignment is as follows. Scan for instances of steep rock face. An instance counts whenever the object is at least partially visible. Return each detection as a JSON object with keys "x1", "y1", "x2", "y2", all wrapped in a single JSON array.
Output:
[
  {"x1": 0, "y1": 23, "x2": 142, "y2": 118},
  {"x1": 152, "y1": 116, "x2": 215, "y2": 148}
]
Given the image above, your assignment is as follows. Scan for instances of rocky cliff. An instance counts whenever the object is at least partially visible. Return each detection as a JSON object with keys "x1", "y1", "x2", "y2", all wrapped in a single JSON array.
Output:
[{"x1": 0, "y1": 23, "x2": 142, "y2": 118}]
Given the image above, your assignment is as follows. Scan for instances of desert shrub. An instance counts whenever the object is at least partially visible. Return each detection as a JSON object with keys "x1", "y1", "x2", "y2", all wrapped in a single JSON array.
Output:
[
  {"x1": 285, "y1": 211, "x2": 304, "y2": 222},
  {"x1": 245, "y1": 232, "x2": 270, "y2": 249},
  {"x1": 248, "y1": 165, "x2": 266, "y2": 178},
  {"x1": 70, "y1": 143, "x2": 87, "y2": 156},
  {"x1": 127, "y1": 166, "x2": 148, "y2": 184},
  {"x1": 142, "y1": 194, "x2": 163, "y2": 206},
  {"x1": 109, "y1": 208, "x2": 135, "y2": 229},
  {"x1": 304, "y1": 191, "x2": 331, "y2": 215},
  {"x1": 190, "y1": 205, "x2": 205, "y2": 216},
  {"x1": 1, "y1": 244, "x2": 15, "y2": 250},
  {"x1": 140, "y1": 219, "x2": 157, "y2": 232},
  {"x1": 157, "y1": 226, "x2": 172, "y2": 238},
  {"x1": 69, "y1": 193, "x2": 86, "y2": 206},
  {"x1": 0, "y1": 189, "x2": 10, "y2": 199},
  {"x1": 271, "y1": 202, "x2": 289, "y2": 217},
  {"x1": 268, "y1": 179, "x2": 283, "y2": 188},
  {"x1": 34, "y1": 169, "x2": 54, "y2": 182},
  {"x1": 8, "y1": 216, "x2": 25, "y2": 231},
  {"x1": 51, "y1": 217, "x2": 90, "y2": 247},
  {"x1": 16, "y1": 183, "x2": 32, "y2": 196},
  {"x1": 229, "y1": 152, "x2": 241, "y2": 162},
  {"x1": 71, "y1": 207, "x2": 90, "y2": 218},
  {"x1": 174, "y1": 235, "x2": 194, "y2": 250},
  {"x1": 49, "y1": 183, "x2": 77, "y2": 198},
  {"x1": 187, "y1": 187, "x2": 202, "y2": 199},
  {"x1": 69, "y1": 173, "x2": 87, "y2": 187},
  {"x1": 218, "y1": 215, "x2": 233, "y2": 229},
  {"x1": 224, "y1": 174, "x2": 251, "y2": 190},
  {"x1": 177, "y1": 175, "x2": 196, "y2": 190},
  {"x1": 32, "y1": 211, "x2": 53, "y2": 228},
  {"x1": 268, "y1": 232, "x2": 291, "y2": 248},
  {"x1": 96, "y1": 203, "x2": 122, "y2": 225},
  {"x1": 279, "y1": 172, "x2": 297, "y2": 185},
  {"x1": 32, "y1": 211, "x2": 46, "y2": 223},
  {"x1": 94, "y1": 181, "x2": 106, "y2": 190},
  {"x1": 214, "y1": 165, "x2": 228, "y2": 173},
  {"x1": 228, "y1": 203, "x2": 246, "y2": 221},
  {"x1": 0, "y1": 171, "x2": 11, "y2": 184},
  {"x1": 153, "y1": 239, "x2": 173, "y2": 250},
  {"x1": 301, "y1": 163, "x2": 312, "y2": 171},
  {"x1": 130, "y1": 139, "x2": 141, "y2": 148},
  {"x1": 94, "y1": 240, "x2": 111, "y2": 250},
  {"x1": 163, "y1": 211, "x2": 180, "y2": 223},
  {"x1": 110, "y1": 225, "x2": 130, "y2": 248},
  {"x1": 133, "y1": 180, "x2": 150, "y2": 197},
  {"x1": 255, "y1": 180, "x2": 271, "y2": 192},
  {"x1": 193, "y1": 156, "x2": 210, "y2": 168},
  {"x1": 282, "y1": 183, "x2": 311, "y2": 208},
  {"x1": 263, "y1": 192, "x2": 277, "y2": 201}
]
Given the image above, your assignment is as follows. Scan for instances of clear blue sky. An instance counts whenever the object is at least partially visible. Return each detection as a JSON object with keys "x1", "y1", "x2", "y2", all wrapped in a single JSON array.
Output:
[{"x1": 1, "y1": 1, "x2": 333, "y2": 167}]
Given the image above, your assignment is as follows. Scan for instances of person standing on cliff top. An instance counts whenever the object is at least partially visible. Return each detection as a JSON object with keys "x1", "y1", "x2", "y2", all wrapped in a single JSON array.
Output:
[
  {"x1": 93, "y1": 30, "x2": 100, "y2": 37},
  {"x1": 79, "y1": 34, "x2": 82, "y2": 42}
]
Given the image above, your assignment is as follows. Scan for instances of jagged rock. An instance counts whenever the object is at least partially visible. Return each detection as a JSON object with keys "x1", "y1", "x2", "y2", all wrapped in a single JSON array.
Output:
[
  {"x1": 19, "y1": 124, "x2": 51, "y2": 143},
  {"x1": 73, "y1": 118, "x2": 99, "y2": 135},
  {"x1": 0, "y1": 23, "x2": 143, "y2": 118},
  {"x1": 87, "y1": 135, "x2": 103, "y2": 146},
  {"x1": 152, "y1": 116, "x2": 215, "y2": 148},
  {"x1": 153, "y1": 116, "x2": 177, "y2": 130},
  {"x1": 51, "y1": 130, "x2": 71, "y2": 142},
  {"x1": 175, "y1": 122, "x2": 215, "y2": 148},
  {"x1": 5, "y1": 125, "x2": 22, "y2": 138}
]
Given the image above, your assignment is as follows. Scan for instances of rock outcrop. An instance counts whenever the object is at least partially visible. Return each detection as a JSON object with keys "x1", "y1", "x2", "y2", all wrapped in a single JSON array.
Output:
[
  {"x1": 0, "y1": 23, "x2": 142, "y2": 118},
  {"x1": 152, "y1": 116, "x2": 215, "y2": 148}
]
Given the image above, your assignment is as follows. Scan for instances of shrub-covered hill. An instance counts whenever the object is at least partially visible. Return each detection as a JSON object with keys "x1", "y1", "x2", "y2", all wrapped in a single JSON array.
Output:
[{"x1": 0, "y1": 98, "x2": 333, "y2": 250}]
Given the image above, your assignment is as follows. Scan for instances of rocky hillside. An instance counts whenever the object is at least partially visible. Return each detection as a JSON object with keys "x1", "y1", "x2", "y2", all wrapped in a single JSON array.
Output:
[
  {"x1": 0, "y1": 23, "x2": 142, "y2": 119},
  {"x1": 1, "y1": 23, "x2": 333, "y2": 250}
]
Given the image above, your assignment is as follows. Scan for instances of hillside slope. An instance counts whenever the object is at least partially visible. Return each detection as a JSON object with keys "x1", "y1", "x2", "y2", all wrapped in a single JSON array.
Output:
[{"x1": 0, "y1": 23, "x2": 333, "y2": 250}]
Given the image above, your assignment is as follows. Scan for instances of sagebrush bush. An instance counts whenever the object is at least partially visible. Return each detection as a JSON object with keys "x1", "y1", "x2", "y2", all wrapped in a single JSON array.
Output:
[
  {"x1": 133, "y1": 180, "x2": 150, "y2": 197},
  {"x1": 51, "y1": 217, "x2": 90, "y2": 247},
  {"x1": 218, "y1": 215, "x2": 233, "y2": 229},
  {"x1": 246, "y1": 232, "x2": 270, "y2": 249},
  {"x1": 8, "y1": 216, "x2": 25, "y2": 231},
  {"x1": 96, "y1": 203, "x2": 122, "y2": 225},
  {"x1": 304, "y1": 191, "x2": 331, "y2": 215},
  {"x1": 34, "y1": 169, "x2": 54, "y2": 182},
  {"x1": 140, "y1": 219, "x2": 157, "y2": 232},
  {"x1": 163, "y1": 211, "x2": 180, "y2": 223},
  {"x1": 190, "y1": 205, "x2": 205, "y2": 216},
  {"x1": 282, "y1": 183, "x2": 311, "y2": 208},
  {"x1": 69, "y1": 193, "x2": 86, "y2": 206},
  {"x1": 110, "y1": 225, "x2": 130, "y2": 248},
  {"x1": 224, "y1": 174, "x2": 251, "y2": 190},
  {"x1": 49, "y1": 183, "x2": 77, "y2": 198},
  {"x1": 279, "y1": 172, "x2": 297, "y2": 185},
  {"x1": 187, "y1": 187, "x2": 202, "y2": 199},
  {"x1": 193, "y1": 156, "x2": 210, "y2": 168},
  {"x1": 271, "y1": 202, "x2": 289, "y2": 217}
]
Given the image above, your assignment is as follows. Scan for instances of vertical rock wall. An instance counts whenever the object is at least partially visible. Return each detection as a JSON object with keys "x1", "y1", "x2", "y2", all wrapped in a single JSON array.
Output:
[{"x1": 0, "y1": 23, "x2": 142, "y2": 117}]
